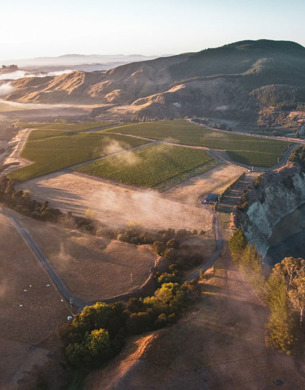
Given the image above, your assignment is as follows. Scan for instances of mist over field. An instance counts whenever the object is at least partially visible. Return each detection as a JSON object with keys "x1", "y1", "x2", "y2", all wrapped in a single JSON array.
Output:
[{"x1": 1, "y1": 6, "x2": 305, "y2": 384}]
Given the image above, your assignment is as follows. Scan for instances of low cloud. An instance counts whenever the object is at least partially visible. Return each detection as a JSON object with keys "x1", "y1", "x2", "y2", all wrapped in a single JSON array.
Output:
[
  {"x1": 0, "y1": 69, "x2": 73, "y2": 81},
  {"x1": 0, "y1": 82, "x2": 15, "y2": 97},
  {"x1": 103, "y1": 138, "x2": 140, "y2": 165}
]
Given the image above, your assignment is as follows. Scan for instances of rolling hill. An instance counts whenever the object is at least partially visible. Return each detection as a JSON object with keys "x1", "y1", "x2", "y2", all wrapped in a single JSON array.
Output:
[{"x1": 4, "y1": 40, "x2": 305, "y2": 122}]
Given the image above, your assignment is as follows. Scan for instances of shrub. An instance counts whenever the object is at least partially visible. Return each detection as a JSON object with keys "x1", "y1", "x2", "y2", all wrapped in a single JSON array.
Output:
[
  {"x1": 157, "y1": 272, "x2": 181, "y2": 287},
  {"x1": 65, "y1": 328, "x2": 112, "y2": 368},
  {"x1": 152, "y1": 241, "x2": 166, "y2": 256}
]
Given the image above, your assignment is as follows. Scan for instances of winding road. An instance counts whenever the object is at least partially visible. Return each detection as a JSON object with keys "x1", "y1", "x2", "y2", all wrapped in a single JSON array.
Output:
[{"x1": 2, "y1": 120, "x2": 291, "y2": 310}]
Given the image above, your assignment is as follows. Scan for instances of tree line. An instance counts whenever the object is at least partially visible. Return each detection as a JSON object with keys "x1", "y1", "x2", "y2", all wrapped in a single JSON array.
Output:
[
  {"x1": 59, "y1": 277, "x2": 200, "y2": 369},
  {"x1": 229, "y1": 229, "x2": 305, "y2": 355}
]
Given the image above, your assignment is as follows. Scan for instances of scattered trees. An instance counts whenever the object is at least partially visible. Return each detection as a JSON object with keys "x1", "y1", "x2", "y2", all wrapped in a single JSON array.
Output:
[{"x1": 0, "y1": 176, "x2": 62, "y2": 222}]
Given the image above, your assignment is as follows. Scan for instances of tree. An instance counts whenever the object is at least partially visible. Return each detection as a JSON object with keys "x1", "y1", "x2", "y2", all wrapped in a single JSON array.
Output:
[
  {"x1": 85, "y1": 328, "x2": 111, "y2": 360},
  {"x1": 273, "y1": 257, "x2": 305, "y2": 290},
  {"x1": 228, "y1": 229, "x2": 247, "y2": 266},
  {"x1": 288, "y1": 277, "x2": 305, "y2": 325},
  {"x1": 65, "y1": 328, "x2": 112, "y2": 367},
  {"x1": 157, "y1": 272, "x2": 180, "y2": 287},
  {"x1": 242, "y1": 243, "x2": 262, "y2": 273},
  {"x1": 126, "y1": 311, "x2": 152, "y2": 334},
  {"x1": 152, "y1": 241, "x2": 166, "y2": 256},
  {"x1": 265, "y1": 273, "x2": 297, "y2": 354}
]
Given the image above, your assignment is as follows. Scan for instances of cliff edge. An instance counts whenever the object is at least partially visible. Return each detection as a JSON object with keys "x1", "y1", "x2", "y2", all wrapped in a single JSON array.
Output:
[{"x1": 234, "y1": 146, "x2": 305, "y2": 258}]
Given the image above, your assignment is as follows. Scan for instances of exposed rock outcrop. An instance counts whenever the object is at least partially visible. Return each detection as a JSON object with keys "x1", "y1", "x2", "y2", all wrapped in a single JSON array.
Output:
[{"x1": 234, "y1": 156, "x2": 305, "y2": 258}]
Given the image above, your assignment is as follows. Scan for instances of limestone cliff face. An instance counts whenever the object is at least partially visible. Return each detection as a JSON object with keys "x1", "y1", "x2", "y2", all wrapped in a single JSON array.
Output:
[{"x1": 235, "y1": 162, "x2": 305, "y2": 257}]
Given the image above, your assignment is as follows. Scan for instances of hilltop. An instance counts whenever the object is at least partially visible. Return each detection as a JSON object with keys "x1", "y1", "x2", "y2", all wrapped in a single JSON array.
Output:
[{"x1": 4, "y1": 40, "x2": 305, "y2": 125}]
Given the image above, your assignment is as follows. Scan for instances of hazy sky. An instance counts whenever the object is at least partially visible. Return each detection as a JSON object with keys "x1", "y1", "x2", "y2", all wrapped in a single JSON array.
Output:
[{"x1": 1, "y1": 0, "x2": 305, "y2": 60}]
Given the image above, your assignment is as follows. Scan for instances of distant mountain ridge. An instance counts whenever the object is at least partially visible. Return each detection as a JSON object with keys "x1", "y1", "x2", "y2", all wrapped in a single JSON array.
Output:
[
  {"x1": 4, "y1": 40, "x2": 305, "y2": 123},
  {"x1": 0, "y1": 54, "x2": 161, "y2": 72}
]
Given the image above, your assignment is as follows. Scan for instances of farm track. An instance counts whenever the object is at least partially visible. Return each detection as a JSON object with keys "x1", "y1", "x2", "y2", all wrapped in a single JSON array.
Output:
[
  {"x1": 188, "y1": 118, "x2": 305, "y2": 145},
  {"x1": 67, "y1": 139, "x2": 157, "y2": 170},
  {"x1": 186, "y1": 208, "x2": 223, "y2": 281},
  {"x1": 105, "y1": 131, "x2": 294, "y2": 171},
  {"x1": 2, "y1": 121, "x2": 297, "y2": 311}
]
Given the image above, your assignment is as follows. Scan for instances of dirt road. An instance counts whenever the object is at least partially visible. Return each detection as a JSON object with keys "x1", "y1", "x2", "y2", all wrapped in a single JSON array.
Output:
[{"x1": 187, "y1": 208, "x2": 223, "y2": 281}]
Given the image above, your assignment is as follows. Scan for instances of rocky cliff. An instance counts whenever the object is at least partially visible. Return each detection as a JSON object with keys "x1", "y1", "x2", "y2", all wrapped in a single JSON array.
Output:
[{"x1": 234, "y1": 150, "x2": 305, "y2": 258}]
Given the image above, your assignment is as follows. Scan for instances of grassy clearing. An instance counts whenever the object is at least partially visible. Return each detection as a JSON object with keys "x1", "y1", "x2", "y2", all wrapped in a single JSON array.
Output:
[
  {"x1": 105, "y1": 120, "x2": 291, "y2": 167},
  {"x1": 76, "y1": 143, "x2": 218, "y2": 190},
  {"x1": 9, "y1": 131, "x2": 149, "y2": 181},
  {"x1": 17, "y1": 121, "x2": 115, "y2": 131}
]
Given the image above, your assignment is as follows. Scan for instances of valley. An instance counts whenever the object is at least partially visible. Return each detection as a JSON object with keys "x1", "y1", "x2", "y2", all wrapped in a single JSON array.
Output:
[
  {"x1": 1, "y1": 114, "x2": 301, "y2": 388},
  {"x1": 1, "y1": 39, "x2": 305, "y2": 389}
]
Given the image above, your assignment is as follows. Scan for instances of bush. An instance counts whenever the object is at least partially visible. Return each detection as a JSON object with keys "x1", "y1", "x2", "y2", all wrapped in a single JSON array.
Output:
[
  {"x1": 65, "y1": 328, "x2": 112, "y2": 368},
  {"x1": 153, "y1": 313, "x2": 168, "y2": 329},
  {"x1": 152, "y1": 241, "x2": 166, "y2": 256},
  {"x1": 126, "y1": 311, "x2": 152, "y2": 335},
  {"x1": 127, "y1": 297, "x2": 145, "y2": 313},
  {"x1": 157, "y1": 272, "x2": 181, "y2": 287},
  {"x1": 166, "y1": 238, "x2": 179, "y2": 249}
]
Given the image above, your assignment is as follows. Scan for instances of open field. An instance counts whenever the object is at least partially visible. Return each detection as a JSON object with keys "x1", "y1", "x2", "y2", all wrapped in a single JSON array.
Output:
[
  {"x1": 9, "y1": 131, "x2": 149, "y2": 181},
  {"x1": 76, "y1": 143, "x2": 218, "y2": 190},
  {"x1": 105, "y1": 120, "x2": 291, "y2": 167},
  {"x1": 0, "y1": 212, "x2": 69, "y2": 389},
  {"x1": 20, "y1": 216, "x2": 157, "y2": 301},
  {"x1": 17, "y1": 171, "x2": 214, "y2": 232}
]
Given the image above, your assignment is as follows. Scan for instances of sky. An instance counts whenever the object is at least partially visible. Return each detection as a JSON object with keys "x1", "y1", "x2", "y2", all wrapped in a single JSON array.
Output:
[{"x1": 1, "y1": 0, "x2": 305, "y2": 61}]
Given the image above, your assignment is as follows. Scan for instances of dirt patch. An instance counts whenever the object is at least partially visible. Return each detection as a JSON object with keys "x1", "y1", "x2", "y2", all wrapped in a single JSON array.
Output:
[
  {"x1": 0, "y1": 212, "x2": 69, "y2": 389},
  {"x1": 2, "y1": 127, "x2": 33, "y2": 175},
  {"x1": 18, "y1": 171, "x2": 213, "y2": 232},
  {"x1": 19, "y1": 216, "x2": 157, "y2": 301},
  {"x1": 0, "y1": 337, "x2": 50, "y2": 390},
  {"x1": 163, "y1": 164, "x2": 246, "y2": 205}
]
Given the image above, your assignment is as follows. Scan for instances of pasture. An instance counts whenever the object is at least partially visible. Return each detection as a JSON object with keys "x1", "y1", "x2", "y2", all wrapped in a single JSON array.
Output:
[
  {"x1": 76, "y1": 143, "x2": 218, "y2": 190},
  {"x1": 9, "y1": 131, "x2": 149, "y2": 181},
  {"x1": 21, "y1": 217, "x2": 157, "y2": 301},
  {"x1": 104, "y1": 120, "x2": 291, "y2": 167}
]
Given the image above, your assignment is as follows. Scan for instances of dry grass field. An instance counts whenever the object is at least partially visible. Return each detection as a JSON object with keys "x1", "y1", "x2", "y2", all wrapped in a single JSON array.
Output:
[
  {"x1": 164, "y1": 163, "x2": 246, "y2": 204},
  {"x1": 0, "y1": 212, "x2": 69, "y2": 389},
  {"x1": 20, "y1": 216, "x2": 157, "y2": 301},
  {"x1": 17, "y1": 171, "x2": 214, "y2": 232}
]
